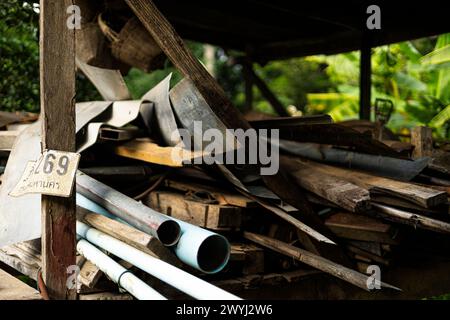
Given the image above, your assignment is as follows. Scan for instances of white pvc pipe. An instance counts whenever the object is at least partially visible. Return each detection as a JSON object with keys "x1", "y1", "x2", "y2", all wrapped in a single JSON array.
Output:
[
  {"x1": 77, "y1": 221, "x2": 241, "y2": 300},
  {"x1": 77, "y1": 238, "x2": 166, "y2": 300}
]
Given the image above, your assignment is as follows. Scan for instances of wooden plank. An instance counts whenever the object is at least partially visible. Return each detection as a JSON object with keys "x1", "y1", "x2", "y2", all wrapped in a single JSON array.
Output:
[
  {"x1": 77, "y1": 208, "x2": 181, "y2": 267},
  {"x1": 146, "y1": 191, "x2": 242, "y2": 230},
  {"x1": 325, "y1": 212, "x2": 400, "y2": 245},
  {"x1": 243, "y1": 232, "x2": 400, "y2": 292},
  {"x1": 281, "y1": 156, "x2": 371, "y2": 213},
  {"x1": 114, "y1": 138, "x2": 203, "y2": 167},
  {"x1": 294, "y1": 157, "x2": 447, "y2": 208},
  {"x1": 40, "y1": 0, "x2": 77, "y2": 300},
  {"x1": 0, "y1": 268, "x2": 42, "y2": 300},
  {"x1": 372, "y1": 203, "x2": 450, "y2": 234},
  {"x1": 164, "y1": 179, "x2": 257, "y2": 208},
  {"x1": 411, "y1": 126, "x2": 433, "y2": 159}
]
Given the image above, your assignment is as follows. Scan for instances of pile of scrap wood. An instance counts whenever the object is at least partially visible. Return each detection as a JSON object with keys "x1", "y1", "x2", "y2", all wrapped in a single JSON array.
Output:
[{"x1": 1, "y1": 64, "x2": 450, "y2": 299}]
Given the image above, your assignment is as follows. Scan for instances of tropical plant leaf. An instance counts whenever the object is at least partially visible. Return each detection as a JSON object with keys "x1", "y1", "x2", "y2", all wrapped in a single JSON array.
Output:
[
  {"x1": 429, "y1": 104, "x2": 450, "y2": 127},
  {"x1": 421, "y1": 45, "x2": 450, "y2": 65}
]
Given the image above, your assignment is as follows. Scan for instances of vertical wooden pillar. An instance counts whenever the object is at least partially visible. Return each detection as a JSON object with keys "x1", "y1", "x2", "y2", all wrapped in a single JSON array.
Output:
[
  {"x1": 359, "y1": 39, "x2": 372, "y2": 121},
  {"x1": 243, "y1": 64, "x2": 253, "y2": 113},
  {"x1": 40, "y1": 0, "x2": 77, "y2": 299}
]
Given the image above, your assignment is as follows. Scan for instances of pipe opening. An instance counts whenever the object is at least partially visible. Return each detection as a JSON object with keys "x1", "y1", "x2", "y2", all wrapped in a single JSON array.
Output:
[
  {"x1": 157, "y1": 220, "x2": 181, "y2": 246},
  {"x1": 197, "y1": 234, "x2": 230, "y2": 273}
]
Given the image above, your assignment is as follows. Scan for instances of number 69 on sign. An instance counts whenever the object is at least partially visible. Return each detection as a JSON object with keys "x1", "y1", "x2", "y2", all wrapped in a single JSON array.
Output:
[{"x1": 10, "y1": 150, "x2": 80, "y2": 198}]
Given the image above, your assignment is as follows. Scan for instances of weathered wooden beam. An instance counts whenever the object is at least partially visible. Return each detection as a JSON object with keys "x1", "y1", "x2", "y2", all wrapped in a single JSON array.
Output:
[
  {"x1": 281, "y1": 156, "x2": 371, "y2": 213},
  {"x1": 40, "y1": 0, "x2": 77, "y2": 300}
]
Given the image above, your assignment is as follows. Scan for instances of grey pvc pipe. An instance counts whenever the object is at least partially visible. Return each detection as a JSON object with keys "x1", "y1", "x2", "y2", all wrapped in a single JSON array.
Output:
[
  {"x1": 77, "y1": 237, "x2": 166, "y2": 300},
  {"x1": 277, "y1": 140, "x2": 429, "y2": 181},
  {"x1": 77, "y1": 221, "x2": 240, "y2": 300},
  {"x1": 76, "y1": 171, "x2": 181, "y2": 246},
  {"x1": 76, "y1": 193, "x2": 231, "y2": 274}
]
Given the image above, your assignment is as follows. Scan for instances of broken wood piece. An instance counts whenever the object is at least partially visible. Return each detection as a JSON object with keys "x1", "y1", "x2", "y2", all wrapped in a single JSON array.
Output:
[
  {"x1": 146, "y1": 191, "x2": 242, "y2": 230},
  {"x1": 79, "y1": 259, "x2": 103, "y2": 289},
  {"x1": 325, "y1": 212, "x2": 400, "y2": 245},
  {"x1": 114, "y1": 138, "x2": 204, "y2": 167},
  {"x1": 243, "y1": 231, "x2": 400, "y2": 292},
  {"x1": 371, "y1": 203, "x2": 450, "y2": 234},
  {"x1": 76, "y1": 207, "x2": 181, "y2": 267},
  {"x1": 411, "y1": 126, "x2": 433, "y2": 159}
]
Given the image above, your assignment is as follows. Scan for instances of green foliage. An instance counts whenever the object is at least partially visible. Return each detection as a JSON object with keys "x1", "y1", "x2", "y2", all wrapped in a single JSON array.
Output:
[{"x1": 0, "y1": 1, "x2": 39, "y2": 112}]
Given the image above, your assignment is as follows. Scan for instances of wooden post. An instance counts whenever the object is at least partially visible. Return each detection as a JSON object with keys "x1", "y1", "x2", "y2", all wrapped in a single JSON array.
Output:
[
  {"x1": 243, "y1": 65, "x2": 253, "y2": 113},
  {"x1": 241, "y1": 62, "x2": 289, "y2": 117},
  {"x1": 40, "y1": 0, "x2": 77, "y2": 299},
  {"x1": 359, "y1": 39, "x2": 371, "y2": 121},
  {"x1": 411, "y1": 126, "x2": 433, "y2": 159}
]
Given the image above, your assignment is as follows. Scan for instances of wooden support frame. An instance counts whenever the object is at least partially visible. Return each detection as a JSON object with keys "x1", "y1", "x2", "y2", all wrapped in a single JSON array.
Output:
[
  {"x1": 40, "y1": 0, "x2": 77, "y2": 299},
  {"x1": 359, "y1": 36, "x2": 372, "y2": 121},
  {"x1": 241, "y1": 61, "x2": 289, "y2": 117}
]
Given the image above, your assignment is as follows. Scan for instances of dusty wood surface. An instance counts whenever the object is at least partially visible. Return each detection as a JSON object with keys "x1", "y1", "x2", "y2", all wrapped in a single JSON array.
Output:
[
  {"x1": 0, "y1": 268, "x2": 41, "y2": 300},
  {"x1": 411, "y1": 126, "x2": 433, "y2": 159},
  {"x1": 243, "y1": 232, "x2": 400, "y2": 292},
  {"x1": 281, "y1": 156, "x2": 371, "y2": 213},
  {"x1": 40, "y1": 0, "x2": 77, "y2": 300}
]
